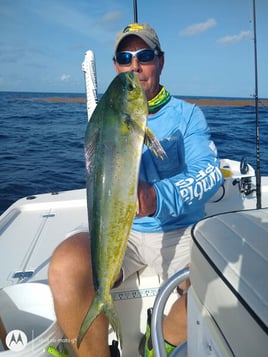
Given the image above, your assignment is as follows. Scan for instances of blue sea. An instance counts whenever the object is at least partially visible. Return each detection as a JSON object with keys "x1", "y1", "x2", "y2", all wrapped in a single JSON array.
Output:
[{"x1": 0, "y1": 91, "x2": 268, "y2": 215}]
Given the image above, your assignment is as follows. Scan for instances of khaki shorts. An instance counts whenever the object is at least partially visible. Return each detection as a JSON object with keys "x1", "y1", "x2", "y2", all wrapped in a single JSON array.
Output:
[
  {"x1": 122, "y1": 227, "x2": 192, "y2": 282},
  {"x1": 66, "y1": 226, "x2": 192, "y2": 283}
]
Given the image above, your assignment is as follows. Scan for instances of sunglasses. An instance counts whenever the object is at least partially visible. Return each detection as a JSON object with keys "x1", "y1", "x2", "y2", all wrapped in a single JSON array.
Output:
[{"x1": 114, "y1": 48, "x2": 161, "y2": 66}]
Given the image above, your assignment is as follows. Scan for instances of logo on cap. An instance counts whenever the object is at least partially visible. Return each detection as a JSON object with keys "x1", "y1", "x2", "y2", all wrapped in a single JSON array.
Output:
[{"x1": 123, "y1": 23, "x2": 144, "y2": 33}]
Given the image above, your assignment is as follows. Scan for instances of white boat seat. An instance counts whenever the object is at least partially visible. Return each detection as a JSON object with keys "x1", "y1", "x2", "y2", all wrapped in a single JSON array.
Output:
[{"x1": 190, "y1": 208, "x2": 268, "y2": 356}]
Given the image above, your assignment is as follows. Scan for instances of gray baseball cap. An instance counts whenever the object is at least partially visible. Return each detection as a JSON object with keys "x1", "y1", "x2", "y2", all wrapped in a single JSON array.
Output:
[{"x1": 114, "y1": 23, "x2": 162, "y2": 53}]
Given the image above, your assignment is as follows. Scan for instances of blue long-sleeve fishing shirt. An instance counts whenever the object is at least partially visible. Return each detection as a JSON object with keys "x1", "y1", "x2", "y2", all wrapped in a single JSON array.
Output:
[{"x1": 132, "y1": 96, "x2": 223, "y2": 232}]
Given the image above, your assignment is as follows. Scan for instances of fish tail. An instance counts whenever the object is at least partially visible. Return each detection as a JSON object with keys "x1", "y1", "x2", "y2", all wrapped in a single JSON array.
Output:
[
  {"x1": 104, "y1": 298, "x2": 122, "y2": 348},
  {"x1": 77, "y1": 294, "x2": 122, "y2": 348},
  {"x1": 77, "y1": 294, "x2": 103, "y2": 348}
]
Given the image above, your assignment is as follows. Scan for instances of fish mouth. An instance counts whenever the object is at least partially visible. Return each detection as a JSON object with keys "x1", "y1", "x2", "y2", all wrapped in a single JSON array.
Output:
[{"x1": 126, "y1": 71, "x2": 146, "y2": 85}]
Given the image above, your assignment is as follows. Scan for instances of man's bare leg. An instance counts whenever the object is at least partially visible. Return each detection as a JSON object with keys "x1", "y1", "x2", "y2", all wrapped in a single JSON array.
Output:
[
  {"x1": 48, "y1": 233, "x2": 110, "y2": 357},
  {"x1": 163, "y1": 278, "x2": 189, "y2": 346},
  {"x1": 163, "y1": 294, "x2": 187, "y2": 346}
]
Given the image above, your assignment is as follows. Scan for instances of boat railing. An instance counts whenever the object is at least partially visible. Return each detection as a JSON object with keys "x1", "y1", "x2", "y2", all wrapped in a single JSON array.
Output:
[{"x1": 151, "y1": 267, "x2": 190, "y2": 357}]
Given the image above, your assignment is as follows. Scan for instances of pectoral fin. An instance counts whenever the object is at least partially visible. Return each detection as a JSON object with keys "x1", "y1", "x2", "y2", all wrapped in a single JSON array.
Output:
[
  {"x1": 145, "y1": 127, "x2": 167, "y2": 160},
  {"x1": 84, "y1": 129, "x2": 99, "y2": 176}
]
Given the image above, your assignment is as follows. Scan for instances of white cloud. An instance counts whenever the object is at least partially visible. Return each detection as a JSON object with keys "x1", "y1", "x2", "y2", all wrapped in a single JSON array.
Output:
[
  {"x1": 100, "y1": 10, "x2": 122, "y2": 24},
  {"x1": 217, "y1": 31, "x2": 252, "y2": 45},
  {"x1": 60, "y1": 73, "x2": 71, "y2": 81},
  {"x1": 30, "y1": 2, "x2": 123, "y2": 40},
  {"x1": 179, "y1": 18, "x2": 216, "y2": 36}
]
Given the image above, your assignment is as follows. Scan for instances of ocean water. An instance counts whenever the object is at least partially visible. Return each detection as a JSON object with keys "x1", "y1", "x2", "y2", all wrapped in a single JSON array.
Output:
[{"x1": 0, "y1": 91, "x2": 267, "y2": 215}]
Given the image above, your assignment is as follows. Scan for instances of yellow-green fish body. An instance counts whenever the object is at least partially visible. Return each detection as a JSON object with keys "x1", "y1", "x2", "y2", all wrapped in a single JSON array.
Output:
[{"x1": 78, "y1": 71, "x2": 165, "y2": 348}]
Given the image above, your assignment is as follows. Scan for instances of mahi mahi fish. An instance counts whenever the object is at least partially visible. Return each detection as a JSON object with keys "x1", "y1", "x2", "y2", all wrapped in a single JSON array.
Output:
[{"x1": 77, "y1": 71, "x2": 166, "y2": 348}]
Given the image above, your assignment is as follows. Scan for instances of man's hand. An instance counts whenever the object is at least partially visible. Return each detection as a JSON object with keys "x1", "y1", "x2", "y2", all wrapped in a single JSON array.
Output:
[{"x1": 136, "y1": 180, "x2": 157, "y2": 217}]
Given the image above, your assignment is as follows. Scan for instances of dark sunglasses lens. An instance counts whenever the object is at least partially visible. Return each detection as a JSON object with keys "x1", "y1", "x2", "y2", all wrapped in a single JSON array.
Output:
[
  {"x1": 116, "y1": 49, "x2": 156, "y2": 65},
  {"x1": 116, "y1": 52, "x2": 132, "y2": 65},
  {"x1": 137, "y1": 50, "x2": 155, "y2": 62}
]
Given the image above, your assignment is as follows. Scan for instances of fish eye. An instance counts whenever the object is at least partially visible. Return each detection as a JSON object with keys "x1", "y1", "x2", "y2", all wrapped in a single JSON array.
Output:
[{"x1": 127, "y1": 83, "x2": 134, "y2": 91}]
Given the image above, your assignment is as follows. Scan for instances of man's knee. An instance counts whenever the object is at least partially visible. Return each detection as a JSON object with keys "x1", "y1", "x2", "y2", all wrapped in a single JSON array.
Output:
[{"x1": 48, "y1": 232, "x2": 91, "y2": 287}]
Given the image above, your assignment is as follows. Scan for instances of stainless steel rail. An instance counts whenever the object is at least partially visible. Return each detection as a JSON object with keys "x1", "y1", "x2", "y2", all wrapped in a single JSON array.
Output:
[{"x1": 151, "y1": 267, "x2": 190, "y2": 357}]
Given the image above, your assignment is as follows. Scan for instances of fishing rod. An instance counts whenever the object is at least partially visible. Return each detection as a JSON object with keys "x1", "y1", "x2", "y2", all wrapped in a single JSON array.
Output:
[
  {"x1": 133, "y1": 0, "x2": 138, "y2": 22},
  {"x1": 253, "y1": 0, "x2": 261, "y2": 209}
]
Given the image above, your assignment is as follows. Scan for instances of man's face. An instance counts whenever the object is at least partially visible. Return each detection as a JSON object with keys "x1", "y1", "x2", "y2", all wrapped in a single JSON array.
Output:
[{"x1": 114, "y1": 36, "x2": 164, "y2": 101}]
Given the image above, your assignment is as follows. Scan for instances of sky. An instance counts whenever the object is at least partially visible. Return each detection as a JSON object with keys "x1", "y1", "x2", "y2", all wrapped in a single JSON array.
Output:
[{"x1": 0, "y1": 0, "x2": 267, "y2": 98}]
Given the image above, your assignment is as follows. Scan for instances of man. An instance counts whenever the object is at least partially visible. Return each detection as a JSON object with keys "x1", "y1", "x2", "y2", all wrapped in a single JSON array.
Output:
[{"x1": 48, "y1": 23, "x2": 223, "y2": 357}]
